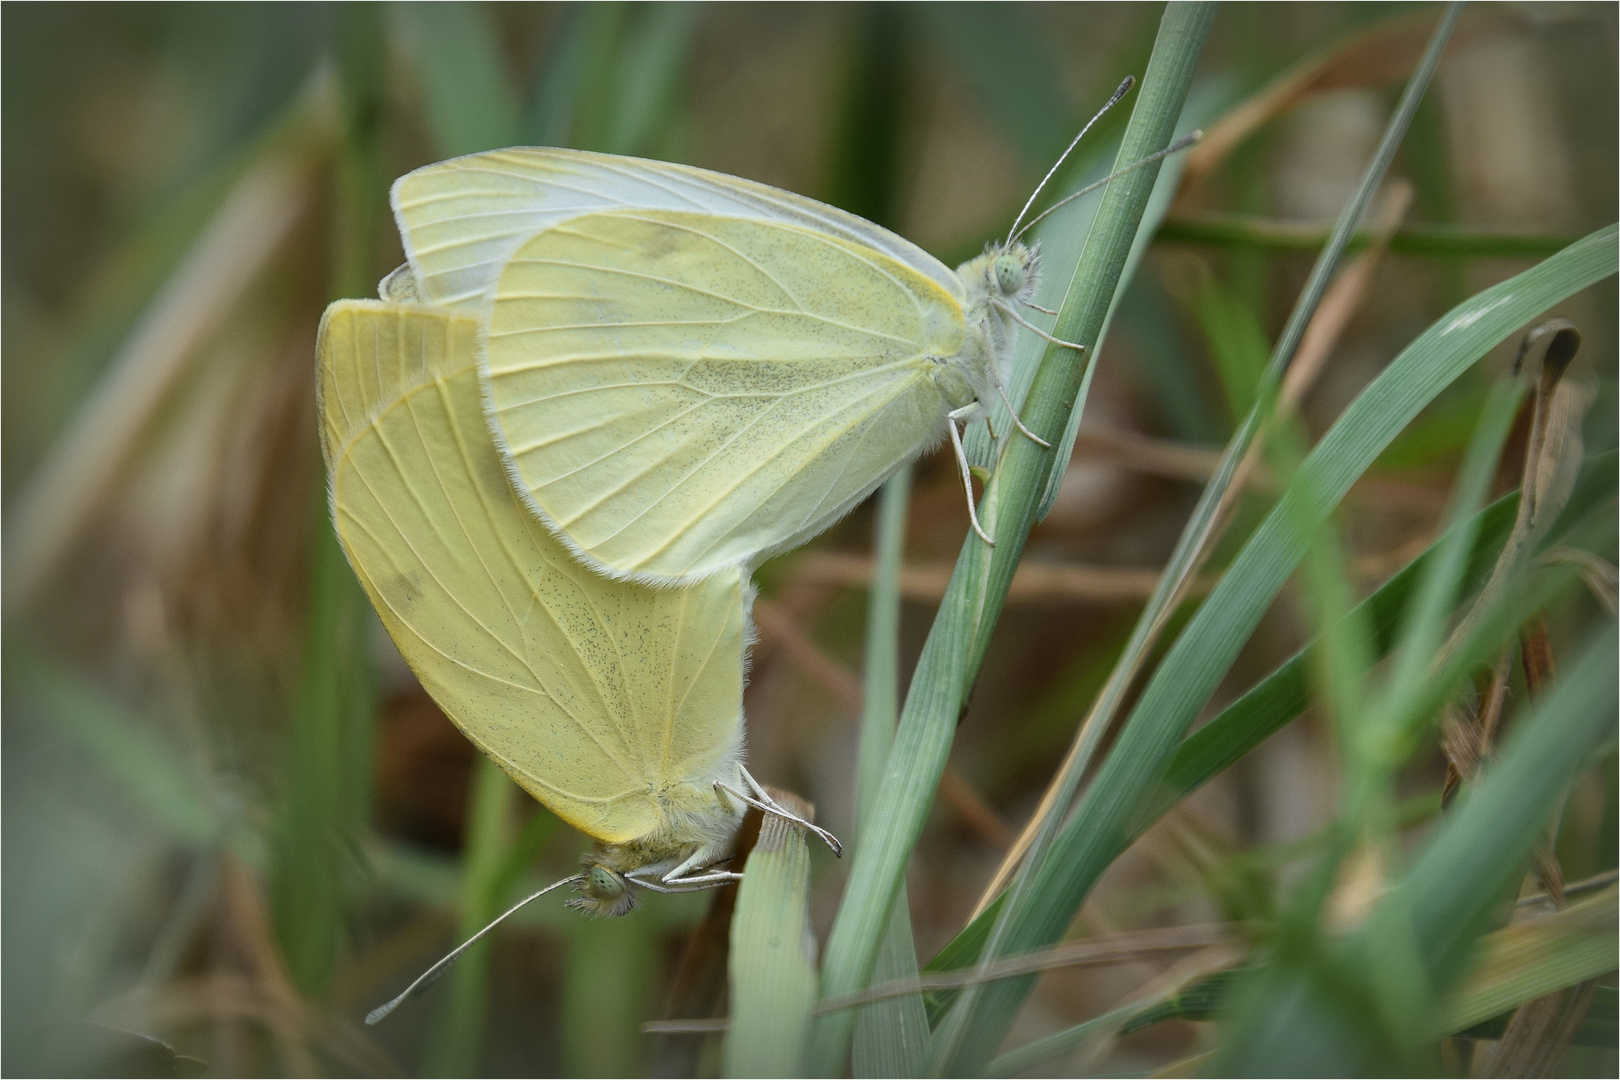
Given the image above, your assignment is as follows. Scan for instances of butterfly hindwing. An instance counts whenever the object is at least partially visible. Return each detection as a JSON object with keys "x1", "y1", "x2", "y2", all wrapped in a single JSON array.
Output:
[
  {"x1": 319, "y1": 300, "x2": 747, "y2": 843},
  {"x1": 484, "y1": 209, "x2": 966, "y2": 582}
]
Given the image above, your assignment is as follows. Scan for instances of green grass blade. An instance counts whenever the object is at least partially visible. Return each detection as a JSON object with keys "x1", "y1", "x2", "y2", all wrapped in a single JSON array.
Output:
[
  {"x1": 421, "y1": 757, "x2": 518, "y2": 1076},
  {"x1": 912, "y1": 3, "x2": 1071, "y2": 168},
  {"x1": 724, "y1": 811, "x2": 818, "y2": 1078},
  {"x1": 1214, "y1": 624, "x2": 1619, "y2": 1073},
  {"x1": 12, "y1": 649, "x2": 219, "y2": 848},
  {"x1": 1442, "y1": 891, "x2": 1619, "y2": 1036},
  {"x1": 561, "y1": 901, "x2": 659, "y2": 1075},
  {"x1": 857, "y1": 902, "x2": 930, "y2": 1077},
  {"x1": 604, "y1": 2, "x2": 698, "y2": 156},
  {"x1": 1371, "y1": 379, "x2": 1528, "y2": 740},
  {"x1": 806, "y1": 7, "x2": 1212, "y2": 1074},
  {"x1": 934, "y1": 213, "x2": 1617, "y2": 1071},
  {"x1": 1188, "y1": 270, "x2": 1273, "y2": 426},
  {"x1": 856, "y1": 468, "x2": 912, "y2": 820},
  {"x1": 270, "y1": 506, "x2": 375, "y2": 996},
  {"x1": 269, "y1": 15, "x2": 387, "y2": 997},
  {"x1": 400, "y1": 2, "x2": 520, "y2": 156},
  {"x1": 921, "y1": 10, "x2": 1220, "y2": 1072}
]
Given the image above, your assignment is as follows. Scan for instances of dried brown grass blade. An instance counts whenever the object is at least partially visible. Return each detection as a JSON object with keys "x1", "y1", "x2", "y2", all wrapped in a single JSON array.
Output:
[
  {"x1": 1438, "y1": 320, "x2": 1594, "y2": 804},
  {"x1": 817, "y1": 922, "x2": 1247, "y2": 1013},
  {"x1": 1538, "y1": 548, "x2": 1618, "y2": 615},
  {"x1": 1179, "y1": 8, "x2": 1514, "y2": 190},
  {"x1": 1427, "y1": 318, "x2": 1599, "y2": 1077}
]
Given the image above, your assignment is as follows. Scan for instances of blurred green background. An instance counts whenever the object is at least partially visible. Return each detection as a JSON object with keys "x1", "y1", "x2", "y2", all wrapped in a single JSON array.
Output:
[{"x1": 3, "y1": 3, "x2": 1615, "y2": 1076}]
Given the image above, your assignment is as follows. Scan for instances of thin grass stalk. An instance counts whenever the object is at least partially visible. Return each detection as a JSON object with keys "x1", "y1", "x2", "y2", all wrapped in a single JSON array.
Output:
[
  {"x1": 806, "y1": 6, "x2": 1215, "y2": 1074},
  {"x1": 1155, "y1": 215, "x2": 1577, "y2": 259},
  {"x1": 856, "y1": 468, "x2": 913, "y2": 819},
  {"x1": 852, "y1": 468, "x2": 930, "y2": 1077}
]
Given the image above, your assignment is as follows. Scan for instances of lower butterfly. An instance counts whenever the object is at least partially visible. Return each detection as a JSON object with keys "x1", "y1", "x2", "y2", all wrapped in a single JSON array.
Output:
[{"x1": 316, "y1": 300, "x2": 836, "y2": 1022}]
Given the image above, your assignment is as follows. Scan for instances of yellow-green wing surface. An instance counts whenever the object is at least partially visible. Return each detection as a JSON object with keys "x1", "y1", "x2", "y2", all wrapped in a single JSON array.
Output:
[
  {"x1": 318, "y1": 300, "x2": 747, "y2": 843},
  {"x1": 485, "y1": 209, "x2": 967, "y2": 583},
  {"x1": 391, "y1": 147, "x2": 960, "y2": 311}
]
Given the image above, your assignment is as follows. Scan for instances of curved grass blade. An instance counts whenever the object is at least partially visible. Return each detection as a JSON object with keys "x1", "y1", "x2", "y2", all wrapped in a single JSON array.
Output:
[{"x1": 724, "y1": 802, "x2": 819, "y2": 1078}]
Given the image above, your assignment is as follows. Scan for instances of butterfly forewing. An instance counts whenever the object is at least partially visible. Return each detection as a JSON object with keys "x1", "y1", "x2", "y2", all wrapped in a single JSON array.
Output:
[
  {"x1": 392, "y1": 147, "x2": 961, "y2": 310},
  {"x1": 319, "y1": 300, "x2": 747, "y2": 843},
  {"x1": 485, "y1": 209, "x2": 966, "y2": 582}
]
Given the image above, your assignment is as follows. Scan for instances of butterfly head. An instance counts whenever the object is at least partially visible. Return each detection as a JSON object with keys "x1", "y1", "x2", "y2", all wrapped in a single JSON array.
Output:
[
  {"x1": 983, "y1": 241, "x2": 1041, "y2": 306},
  {"x1": 566, "y1": 861, "x2": 637, "y2": 918}
]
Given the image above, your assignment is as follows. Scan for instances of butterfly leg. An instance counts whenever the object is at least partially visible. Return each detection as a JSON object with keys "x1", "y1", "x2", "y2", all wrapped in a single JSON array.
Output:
[
  {"x1": 654, "y1": 847, "x2": 744, "y2": 888},
  {"x1": 948, "y1": 404, "x2": 996, "y2": 547},
  {"x1": 993, "y1": 380, "x2": 1051, "y2": 450},
  {"x1": 995, "y1": 298, "x2": 1086, "y2": 353},
  {"x1": 980, "y1": 320, "x2": 1052, "y2": 449},
  {"x1": 633, "y1": 866, "x2": 741, "y2": 893},
  {"x1": 716, "y1": 769, "x2": 843, "y2": 855}
]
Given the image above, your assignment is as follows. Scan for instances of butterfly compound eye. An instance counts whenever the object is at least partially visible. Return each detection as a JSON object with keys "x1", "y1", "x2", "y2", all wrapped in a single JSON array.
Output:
[
  {"x1": 993, "y1": 254, "x2": 1026, "y2": 296},
  {"x1": 586, "y1": 865, "x2": 626, "y2": 901}
]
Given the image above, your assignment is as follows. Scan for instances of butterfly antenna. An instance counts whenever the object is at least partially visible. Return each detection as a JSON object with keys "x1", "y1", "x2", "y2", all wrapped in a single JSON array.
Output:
[
  {"x1": 1013, "y1": 130, "x2": 1203, "y2": 243},
  {"x1": 1006, "y1": 75, "x2": 1136, "y2": 245},
  {"x1": 365, "y1": 874, "x2": 585, "y2": 1025}
]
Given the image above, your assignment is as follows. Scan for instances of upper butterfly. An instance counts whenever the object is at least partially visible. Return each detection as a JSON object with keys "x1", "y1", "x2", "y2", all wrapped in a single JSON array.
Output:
[{"x1": 386, "y1": 80, "x2": 1170, "y2": 584}]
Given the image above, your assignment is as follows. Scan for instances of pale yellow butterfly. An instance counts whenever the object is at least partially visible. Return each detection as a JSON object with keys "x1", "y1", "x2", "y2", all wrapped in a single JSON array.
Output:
[
  {"x1": 382, "y1": 80, "x2": 1187, "y2": 585},
  {"x1": 316, "y1": 300, "x2": 835, "y2": 1019}
]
